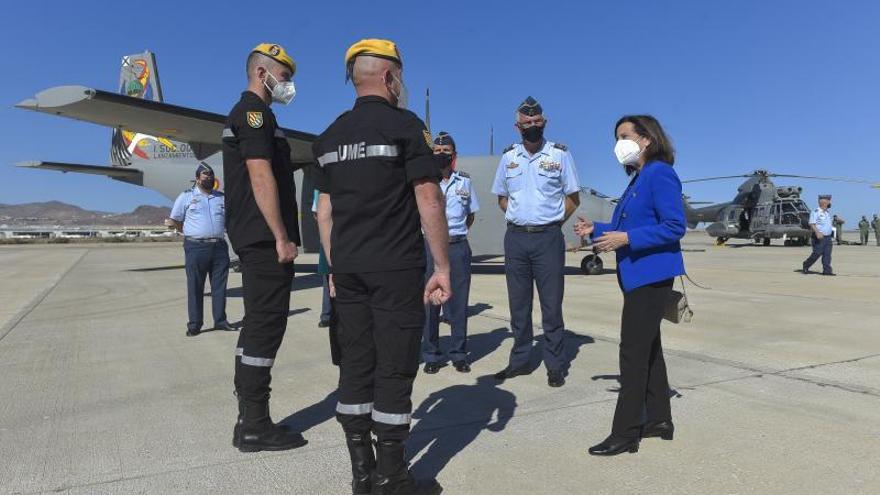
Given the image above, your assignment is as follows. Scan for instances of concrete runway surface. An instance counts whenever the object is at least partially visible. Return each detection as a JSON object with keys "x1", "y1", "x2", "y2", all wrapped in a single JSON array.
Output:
[{"x1": 1, "y1": 234, "x2": 879, "y2": 494}]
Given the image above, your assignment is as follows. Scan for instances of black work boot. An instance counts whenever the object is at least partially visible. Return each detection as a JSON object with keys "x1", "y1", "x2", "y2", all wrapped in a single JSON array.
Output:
[
  {"x1": 232, "y1": 399, "x2": 308, "y2": 452},
  {"x1": 346, "y1": 432, "x2": 375, "y2": 495},
  {"x1": 371, "y1": 439, "x2": 442, "y2": 495}
]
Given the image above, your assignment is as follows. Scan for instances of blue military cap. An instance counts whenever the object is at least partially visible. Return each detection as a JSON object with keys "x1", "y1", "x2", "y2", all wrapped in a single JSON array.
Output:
[
  {"x1": 818, "y1": 194, "x2": 832, "y2": 200},
  {"x1": 517, "y1": 96, "x2": 543, "y2": 117},
  {"x1": 195, "y1": 163, "x2": 215, "y2": 177},
  {"x1": 433, "y1": 131, "x2": 456, "y2": 150}
]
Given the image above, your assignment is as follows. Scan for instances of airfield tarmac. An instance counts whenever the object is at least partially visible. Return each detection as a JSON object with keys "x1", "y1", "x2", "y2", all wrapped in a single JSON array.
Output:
[{"x1": 1, "y1": 233, "x2": 879, "y2": 495}]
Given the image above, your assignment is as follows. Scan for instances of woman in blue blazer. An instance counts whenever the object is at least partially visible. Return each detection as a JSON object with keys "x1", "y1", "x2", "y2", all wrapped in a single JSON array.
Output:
[{"x1": 575, "y1": 115, "x2": 686, "y2": 456}]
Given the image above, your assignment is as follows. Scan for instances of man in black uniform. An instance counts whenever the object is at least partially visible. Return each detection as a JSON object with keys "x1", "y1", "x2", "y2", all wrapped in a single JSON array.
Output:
[
  {"x1": 313, "y1": 39, "x2": 450, "y2": 495},
  {"x1": 222, "y1": 43, "x2": 306, "y2": 453}
]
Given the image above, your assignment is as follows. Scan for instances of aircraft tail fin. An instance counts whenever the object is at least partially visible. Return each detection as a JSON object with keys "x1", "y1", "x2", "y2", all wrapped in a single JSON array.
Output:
[{"x1": 110, "y1": 51, "x2": 172, "y2": 166}]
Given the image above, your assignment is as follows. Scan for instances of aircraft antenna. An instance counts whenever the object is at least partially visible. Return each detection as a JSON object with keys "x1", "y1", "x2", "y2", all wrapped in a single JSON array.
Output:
[
  {"x1": 424, "y1": 88, "x2": 431, "y2": 135},
  {"x1": 490, "y1": 125, "x2": 494, "y2": 155}
]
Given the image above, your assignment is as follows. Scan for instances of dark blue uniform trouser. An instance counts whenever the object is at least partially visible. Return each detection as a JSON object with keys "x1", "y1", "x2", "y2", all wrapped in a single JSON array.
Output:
[
  {"x1": 423, "y1": 239, "x2": 472, "y2": 363},
  {"x1": 184, "y1": 238, "x2": 229, "y2": 331},
  {"x1": 803, "y1": 234, "x2": 833, "y2": 273},
  {"x1": 504, "y1": 225, "x2": 566, "y2": 372}
]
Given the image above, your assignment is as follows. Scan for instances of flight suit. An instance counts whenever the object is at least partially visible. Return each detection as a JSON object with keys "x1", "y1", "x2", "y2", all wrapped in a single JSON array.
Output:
[
  {"x1": 858, "y1": 218, "x2": 870, "y2": 245},
  {"x1": 873, "y1": 216, "x2": 880, "y2": 246}
]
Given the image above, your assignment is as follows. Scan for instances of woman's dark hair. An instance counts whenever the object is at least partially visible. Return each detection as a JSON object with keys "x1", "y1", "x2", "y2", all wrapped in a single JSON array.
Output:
[{"x1": 614, "y1": 115, "x2": 675, "y2": 165}]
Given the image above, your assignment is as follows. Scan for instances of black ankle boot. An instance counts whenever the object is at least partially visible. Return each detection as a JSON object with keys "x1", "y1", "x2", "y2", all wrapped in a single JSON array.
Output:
[
  {"x1": 346, "y1": 432, "x2": 375, "y2": 495},
  {"x1": 371, "y1": 439, "x2": 442, "y2": 495},
  {"x1": 641, "y1": 420, "x2": 674, "y2": 440},
  {"x1": 232, "y1": 399, "x2": 308, "y2": 452},
  {"x1": 587, "y1": 434, "x2": 640, "y2": 456}
]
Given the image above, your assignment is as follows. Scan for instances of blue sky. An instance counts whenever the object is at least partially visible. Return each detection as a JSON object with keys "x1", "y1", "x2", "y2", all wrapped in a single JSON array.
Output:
[{"x1": 1, "y1": 0, "x2": 878, "y2": 223}]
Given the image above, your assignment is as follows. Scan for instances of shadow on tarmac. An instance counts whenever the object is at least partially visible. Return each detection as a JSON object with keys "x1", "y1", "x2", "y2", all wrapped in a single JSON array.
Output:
[
  {"x1": 408, "y1": 374, "x2": 516, "y2": 480},
  {"x1": 278, "y1": 390, "x2": 338, "y2": 433}
]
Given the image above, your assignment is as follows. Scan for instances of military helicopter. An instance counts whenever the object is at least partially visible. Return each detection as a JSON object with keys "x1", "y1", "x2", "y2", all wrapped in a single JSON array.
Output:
[{"x1": 682, "y1": 170, "x2": 879, "y2": 246}]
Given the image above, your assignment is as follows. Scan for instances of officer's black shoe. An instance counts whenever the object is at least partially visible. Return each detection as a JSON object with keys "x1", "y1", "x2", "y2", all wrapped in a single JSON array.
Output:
[
  {"x1": 214, "y1": 321, "x2": 238, "y2": 332},
  {"x1": 453, "y1": 361, "x2": 470, "y2": 373},
  {"x1": 372, "y1": 440, "x2": 442, "y2": 495},
  {"x1": 318, "y1": 319, "x2": 331, "y2": 328},
  {"x1": 345, "y1": 432, "x2": 375, "y2": 495},
  {"x1": 641, "y1": 420, "x2": 674, "y2": 440},
  {"x1": 494, "y1": 366, "x2": 527, "y2": 382},
  {"x1": 801, "y1": 265, "x2": 810, "y2": 274},
  {"x1": 588, "y1": 435, "x2": 640, "y2": 456},
  {"x1": 822, "y1": 272, "x2": 836, "y2": 276},
  {"x1": 186, "y1": 328, "x2": 201, "y2": 337},
  {"x1": 423, "y1": 362, "x2": 441, "y2": 374},
  {"x1": 547, "y1": 370, "x2": 565, "y2": 388},
  {"x1": 233, "y1": 400, "x2": 307, "y2": 453}
]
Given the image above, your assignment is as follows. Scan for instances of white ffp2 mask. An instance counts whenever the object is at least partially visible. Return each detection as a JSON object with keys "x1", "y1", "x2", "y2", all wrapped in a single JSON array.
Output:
[
  {"x1": 614, "y1": 139, "x2": 642, "y2": 166},
  {"x1": 264, "y1": 71, "x2": 296, "y2": 105}
]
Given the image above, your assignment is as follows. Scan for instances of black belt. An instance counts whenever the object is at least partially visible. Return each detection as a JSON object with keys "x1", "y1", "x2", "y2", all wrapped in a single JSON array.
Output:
[
  {"x1": 185, "y1": 237, "x2": 224, "y2": 243},
  {"x1": 507, "y1": 222, "x2": 561, "y2": 233},
  {"x1": 449, "y1": 235, "x2": 468, "y2": 243}
]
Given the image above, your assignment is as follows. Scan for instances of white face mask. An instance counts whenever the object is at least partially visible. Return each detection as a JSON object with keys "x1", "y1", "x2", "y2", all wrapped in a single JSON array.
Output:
[
  {"x1": 614, "y1": 139, "x2": 642, "y2": 166},
  {"x1": 264, "y1": 70, "x2": 296, "y2": 105},
  {"x1": 390, "y1": 72, "x2": 408, "y2": 109}
]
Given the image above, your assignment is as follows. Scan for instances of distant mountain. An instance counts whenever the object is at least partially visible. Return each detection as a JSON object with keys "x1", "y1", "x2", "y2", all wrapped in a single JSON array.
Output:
[{"x1": 0, "y1": 201, "x2": 170, "y2": 227}]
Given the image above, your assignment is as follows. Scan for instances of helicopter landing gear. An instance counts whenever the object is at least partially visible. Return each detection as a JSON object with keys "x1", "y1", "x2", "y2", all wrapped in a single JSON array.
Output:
[
  {"x1": 580, "y1": 254, "x2": 604, "y2": 275},
  {"x1": 763, "y1": 237, "x2": 771, "y2": 246}
]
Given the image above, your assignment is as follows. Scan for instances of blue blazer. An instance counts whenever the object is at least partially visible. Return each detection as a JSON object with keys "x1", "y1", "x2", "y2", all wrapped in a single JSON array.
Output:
[{"x1": 592, "y1": 161, "x2": 686, "y2": 292}]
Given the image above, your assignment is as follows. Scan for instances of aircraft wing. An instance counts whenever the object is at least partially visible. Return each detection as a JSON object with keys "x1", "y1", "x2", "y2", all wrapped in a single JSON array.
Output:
[
  {"x1": 16, "y1": 85, "x2": 316, "y2": 165},
  {"x1": 16, "y1": 161, "x2": 143, "y2": 185}
]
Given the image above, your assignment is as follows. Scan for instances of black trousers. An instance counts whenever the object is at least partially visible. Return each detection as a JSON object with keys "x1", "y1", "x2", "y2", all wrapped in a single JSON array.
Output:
[
  {"x1": 334, "y1": 268, "x2": 424, "y2": 442},
  {"x1": 234, "y1": 242, "x2": 294, "y2": 404},
  {"x1": 612, "y1": 279, "x2": 673, "y2": 439}
]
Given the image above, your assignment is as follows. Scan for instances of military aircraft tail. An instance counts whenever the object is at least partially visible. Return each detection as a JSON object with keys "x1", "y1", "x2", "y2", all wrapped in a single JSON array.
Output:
[{"x1": 110, "y1": 52, "x2": 188, "y2": 167}]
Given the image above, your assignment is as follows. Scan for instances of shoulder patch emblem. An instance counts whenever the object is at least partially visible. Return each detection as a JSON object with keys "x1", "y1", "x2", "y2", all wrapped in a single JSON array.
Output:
[
  {"x1": 247, "y1": 111, "x2": 263, "y2": 129},
  {"x1": 423, "y1": 130, "x2": 433, "y2": 147},
  {"x1": 552, "y1": 142, "x2": 568, "y2": 151}
]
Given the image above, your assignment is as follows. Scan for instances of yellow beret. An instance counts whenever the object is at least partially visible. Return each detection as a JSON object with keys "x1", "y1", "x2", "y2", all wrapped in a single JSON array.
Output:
[
  {"x1": 344, "y1": 39, "x2": 402, "y2": 67},
  {"x1": 251, "y1": 43, "x2": 296, "y2": 74}
]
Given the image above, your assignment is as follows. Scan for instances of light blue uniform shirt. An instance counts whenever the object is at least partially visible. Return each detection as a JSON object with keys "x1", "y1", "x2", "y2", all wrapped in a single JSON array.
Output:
[
  {"x1": 809, "y1": 207, "x2": 833, "y2": 236},
  {"x1": 170, "y1": 186, "x2": 226, "y2": 238},
  {"x1": 491, "y1": 140, "x2": 580, "y2": 226},
  {"x1": 442, "y1": 171, "x2": 480, "y2": 236}
]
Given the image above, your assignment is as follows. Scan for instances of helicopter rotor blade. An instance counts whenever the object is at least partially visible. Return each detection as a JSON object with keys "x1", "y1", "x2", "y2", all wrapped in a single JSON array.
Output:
[
  {"x1": 681, "y1": 175, "x2": 751, "y2": 184},
  {"x1": 767, "y1": 173, "x2": 878, "y2": 186}
]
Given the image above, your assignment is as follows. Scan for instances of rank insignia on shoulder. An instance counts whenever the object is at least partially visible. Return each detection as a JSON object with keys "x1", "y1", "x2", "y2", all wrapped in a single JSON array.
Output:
[
  {"x1": 502, "y1": 144, "x2": 515, "y2": 154},
  {"x1": 423, "y1": 130, "x2": 433, "y2": 147},
  {"x1": 552, "y1": 142, "x2": 568, "y2": 151},
  {"x1": 457, "y1": 170, "x2": 470, "y2": 178},
  {"x1": 246, "y1": 112, "x2": 263, "y2": 129}
]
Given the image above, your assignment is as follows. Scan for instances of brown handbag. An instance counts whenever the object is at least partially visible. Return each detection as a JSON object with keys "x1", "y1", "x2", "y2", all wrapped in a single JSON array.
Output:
[{"x1": 664, "y1": 276, "x2": 693, "y2": 324}]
